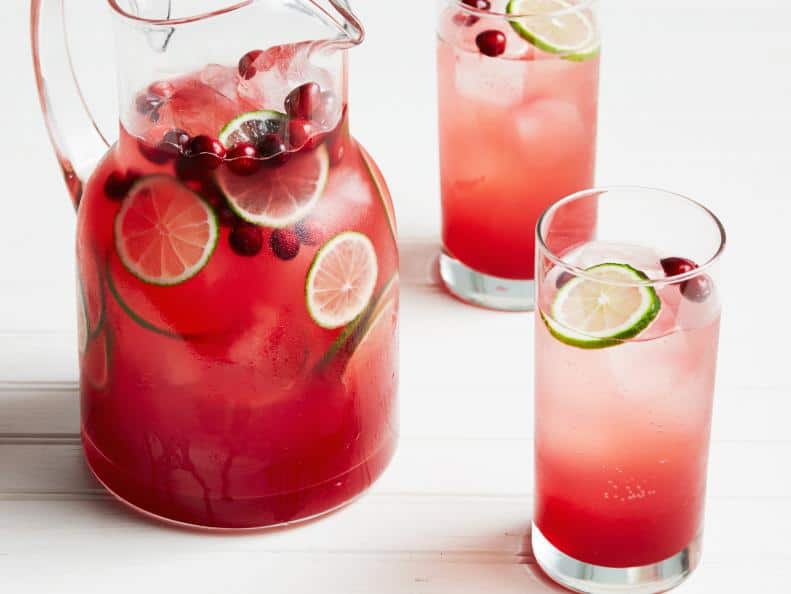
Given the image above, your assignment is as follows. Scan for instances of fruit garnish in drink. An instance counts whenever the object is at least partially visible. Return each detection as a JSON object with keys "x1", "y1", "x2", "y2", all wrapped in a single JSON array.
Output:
[
  {"x1": 476, "y1": 30, "x2": 508, "y2": 57},
  {"x1": 218, "y1": 110, "x2": 287, "y2": 151},
  {"x1": 216, "y1": 143, "x2": 329, "y2": 228},
  {"x1": 544, "y1": 263, "x2": 661, "y2": 349},
  {"x1": 114, "y1": 175, "x2": 219, "y2": 286},
  {"x1": 506, "y1": 0, "x2": 600, "y2": 60},
  {"x1": 661, "y1": 256, "x2": 712, "y2": 303},
  {"x1": 306, "y1": 232, "x2": 378, "y2": 329}
]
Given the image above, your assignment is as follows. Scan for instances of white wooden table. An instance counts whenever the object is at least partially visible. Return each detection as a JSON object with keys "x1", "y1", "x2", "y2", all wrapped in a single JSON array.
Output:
[{"x1": 2, "y1": 1, "x2": 790, "y2": 592}]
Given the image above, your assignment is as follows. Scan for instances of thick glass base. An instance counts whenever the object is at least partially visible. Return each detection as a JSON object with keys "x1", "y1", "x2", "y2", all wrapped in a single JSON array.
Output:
[
  {"x1": 532, "y1": 524, "x2": 702, "y2": 594},
  {"x1": 439, "y1": 252, "x2": 535, "y2": 312}
]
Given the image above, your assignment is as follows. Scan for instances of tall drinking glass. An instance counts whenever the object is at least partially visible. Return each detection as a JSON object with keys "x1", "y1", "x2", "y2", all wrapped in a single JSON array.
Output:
[
  {"x1": 533, "y1": 187, "x2": 726, "y2": 593},
  {"x1": 436, "y1": 0, "x2": 600, "y2": 311}
]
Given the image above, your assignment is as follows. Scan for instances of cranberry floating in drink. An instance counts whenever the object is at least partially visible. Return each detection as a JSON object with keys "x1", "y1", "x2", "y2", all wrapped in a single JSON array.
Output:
[{"x1": 33, "y1": 0, "x2": 399, "y2": 529}]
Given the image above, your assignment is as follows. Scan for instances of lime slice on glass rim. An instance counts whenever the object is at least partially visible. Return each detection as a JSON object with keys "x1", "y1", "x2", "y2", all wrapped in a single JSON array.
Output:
[
  {"x1": 114, "y1": 175, "x2": 219, "y2": 286},
  {"x1": 506, "y1": 0, "x2": 600, "y2": 61},
  {"x1": 306, "y1": 232, "x2": 378, "y2": 330},
  {"x1": 544, "y1": 263, "x2": 661, "y2": 349}
]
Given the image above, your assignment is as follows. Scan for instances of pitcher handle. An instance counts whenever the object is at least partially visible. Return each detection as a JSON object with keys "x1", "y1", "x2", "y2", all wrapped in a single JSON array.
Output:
[{"x1": 31, "y1": 0, "x2": 112, "y2": 211}]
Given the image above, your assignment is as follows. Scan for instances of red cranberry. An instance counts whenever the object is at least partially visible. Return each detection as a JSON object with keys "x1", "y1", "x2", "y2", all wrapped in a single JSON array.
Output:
[
  {"x1": 138, "y1": 139, "x2": 172, "y2": 164},
  {"x1": 288, "y1": 119, "x2": 319, "y2": 151},
  {"x1": 226, "y1": 142, "x2": 261, "y2": 176},
  {"x1": 258, "y1": 133, "x2": 289, "y2": 167},
  {"x1": 476, "y1": 30, "x2": 507, "y2": 57},
  {"x1": 270, "y1": 229, "x2": 300, "y2": 260},
  {"x1": 661, "y1": 257, "x2": 712, "y2": 303},
  {"x1": 681, "y1": 276, "x2": 713, "y2": 303},
  {"x1": 136, "y1": 93, "x2": 163, "y2": 115},
  {"x1": 285, "y1": 82, "x2": 321, "y2": 120},
  {"x1": 185, "y1": 135, "x2": 226, "y2": 171},
  {"x1": 104, "y1": 169, "x2": 141, "y2": 201},
  {"x1": 238, "y1": 49, "x2": 264, "y2": 80},
  {"x1": 229, "y1": 223, "x2": 264, "y2": 256},
  {"x1": 295, "y1": 220, "x2": 324, "y2": 246},
  {"x1": 462, "y1": 0, "x2": 491, "y2": 8},
  {"x1": 660, "y1": 257, "x2": 698, "y2": 277}
]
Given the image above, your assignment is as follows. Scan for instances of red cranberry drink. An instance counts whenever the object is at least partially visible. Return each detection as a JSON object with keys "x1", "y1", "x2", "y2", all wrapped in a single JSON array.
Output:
[
  {"x1": 74, "y1": 44, "x2": 399, "y2": 528},
  {"x1": 437, "y1": 0, "x2": 600, "y2": 310},
  {"x1": 533, "y1": 188, "x2": 726, "y2": 593}
]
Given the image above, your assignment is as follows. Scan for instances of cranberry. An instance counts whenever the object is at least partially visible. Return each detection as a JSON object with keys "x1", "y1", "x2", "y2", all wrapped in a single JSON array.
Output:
[
  {"x1": 175, "y1": 156, "x2": 204, "y2": 183},
  {"x1": 288, "y1": 119, "x2": 319, "y2": 150},
  {"x1": 285, "y1": 82, "x2": 321, "y2": 120},
  {"x1": 238, "y1": 49, "x2": 264, "y2": 80},
  {"x1": 681, "y1": 276, "x2": 713, "y2": 303},
  {"x1": 270, "y1": 229, "x2": 300, "y2": 260},
  {"x1": 660, "y1": 257, "x2": 698, "y2": 277},
  {"x1": 104, "y1": 169, "x2": 141, "y2": 201},
  {"x1": 185, "y1": 135, "x2": 226, "y2": 171},
  {"x1": 138, "y1": 139, "x2": 172, "y2": 164},
  {"x1": 226, "y1": 142, "x2": 261, "y2": 176},
  {"x1": 295, "y1": 220, "x2": 324, "y2": 246},
  {"x1": 136, "y1": 93, "x2": 163, "y2": 115},
  {"x1": 476, "y1": 30, "x2": 507, "y2": 57},
  {"x1": 229, "y1": 223, "x2": 264, "y2": 256},
  {"x1": 258, "y1": 133, "x2": 289, "y2": 167},
  {"x1": 660, "y1": 257, "x2": 712, "y2": 303},
  {"x1": 462, "y1": 0, "x2": 491, "y2": 8}
]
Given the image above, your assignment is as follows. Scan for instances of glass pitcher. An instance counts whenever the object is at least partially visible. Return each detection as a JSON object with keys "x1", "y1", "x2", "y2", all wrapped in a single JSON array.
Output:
[{"x1": 32, "y1": 0, "x2": 399, "y2": 529}]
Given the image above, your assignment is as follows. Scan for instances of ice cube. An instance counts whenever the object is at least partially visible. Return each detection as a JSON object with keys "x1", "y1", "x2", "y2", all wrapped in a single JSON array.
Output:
[
  {"x1": 239, "y1": 42, "x2": 334, "y2": 113},
  {"x1": 199, "y1": 64, "x2": 241, "y2": 102},
  {"x1": 514, "y1": 98, "x2": 586, "y2": 166},
  {"x1": 454, "y1": 51, "x2": 526, "y2": 106}
]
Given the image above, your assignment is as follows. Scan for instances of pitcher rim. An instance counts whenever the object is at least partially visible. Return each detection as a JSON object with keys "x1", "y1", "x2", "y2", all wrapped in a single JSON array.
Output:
[{"x1": 107, "y1": 0, "x2": 256, "y2": 26}]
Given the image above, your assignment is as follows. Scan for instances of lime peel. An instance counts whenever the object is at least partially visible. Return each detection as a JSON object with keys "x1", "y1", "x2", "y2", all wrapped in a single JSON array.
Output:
[
  {"x1": 506, "y1": 0, "x2": 600, "y2": 61},
  {"x1": 544, "y1": 263, "x2": 661, "y2": 349}
]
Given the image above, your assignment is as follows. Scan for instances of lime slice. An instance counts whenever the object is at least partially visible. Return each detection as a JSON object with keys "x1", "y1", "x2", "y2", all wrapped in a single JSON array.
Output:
[
  {"x1": 217, "y1": 145, "x2": 329, "y2": 228},
  {"x1": 306, "y1": 232, "x2": 378, "y2": 330},
  {"x1": 218, "y1": 110, "x2": 287, "y2": 148},
  {"x1": 359, "y1": 145, "x2": 397, "y2": 242},
  {"x1": 545, "y1": 263, "x2": 661, "y2": 349},
  {"x1": 114, "y1": 175, "x2": 218, "y2": 286},
  {"x1": 506, "y1": 0, "x2": 600, "y2": 61}
]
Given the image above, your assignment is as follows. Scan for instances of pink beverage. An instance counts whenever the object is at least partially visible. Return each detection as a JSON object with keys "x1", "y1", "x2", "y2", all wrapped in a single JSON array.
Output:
[
  {"x1": 436, "y1": 0, "x2": 600, "y2": 310},
  {"x1": 34, "y1": 1, "x2": 398, "y2": 529},
  {"x1": 533, "y1": 188, "x2": 726, "y2": 593}
]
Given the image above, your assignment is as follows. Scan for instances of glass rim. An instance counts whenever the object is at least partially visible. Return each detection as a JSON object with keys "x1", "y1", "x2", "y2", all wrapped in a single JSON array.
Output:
[
  {"x1": 536, "y1": 186, "x2": 727, "y2": 288},
  {"x1": 450, "y1": 0, "x2": 597, "y2": 20}
]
